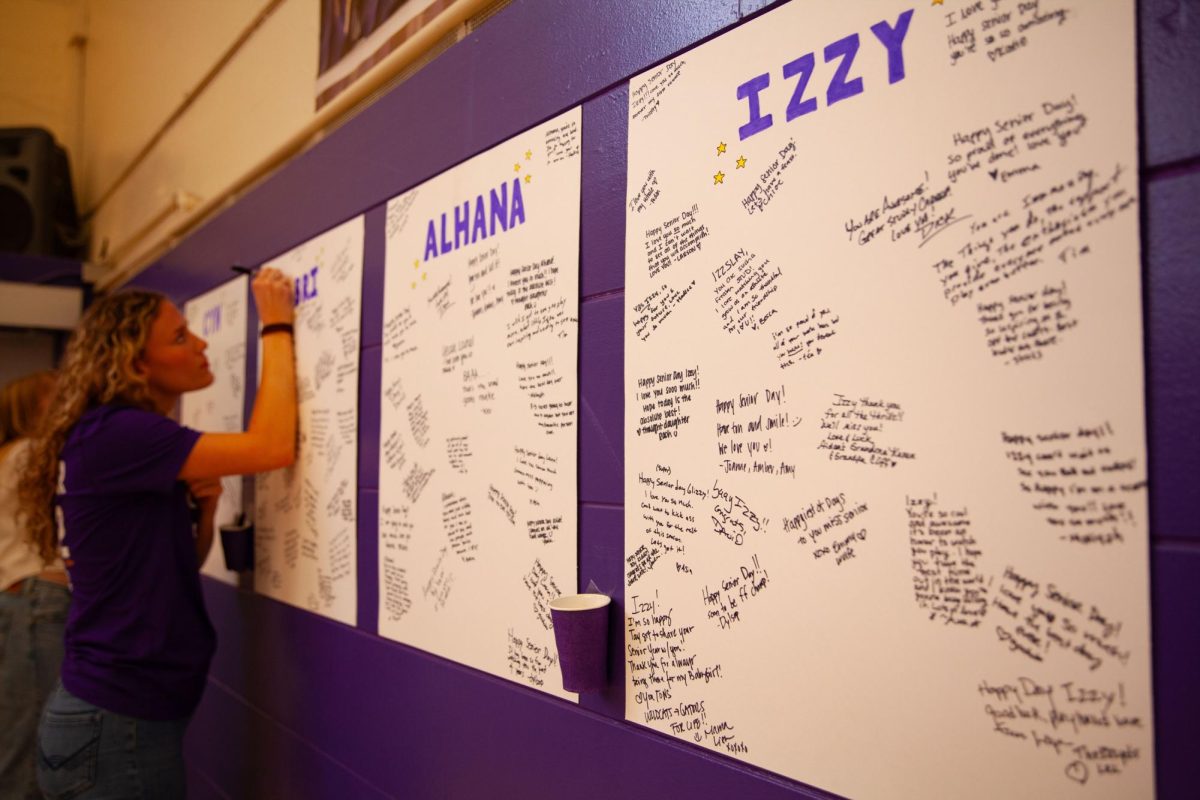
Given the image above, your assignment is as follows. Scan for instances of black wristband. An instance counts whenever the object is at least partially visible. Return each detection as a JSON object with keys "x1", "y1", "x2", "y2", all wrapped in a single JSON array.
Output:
[{"x1": 261, "y1": 323, "x2": 294, "y2": 337}]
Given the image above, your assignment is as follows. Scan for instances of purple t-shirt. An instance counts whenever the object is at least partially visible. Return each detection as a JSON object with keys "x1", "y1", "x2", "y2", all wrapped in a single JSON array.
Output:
[{"x1": 57, "y1": 404, "x2": 215, "y2": 720}]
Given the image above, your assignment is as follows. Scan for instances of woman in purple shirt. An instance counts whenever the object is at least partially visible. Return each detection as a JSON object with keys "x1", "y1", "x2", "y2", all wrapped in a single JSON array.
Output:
[{"x1": 19, "y1": 268, "x2": 297, "y2": 799}]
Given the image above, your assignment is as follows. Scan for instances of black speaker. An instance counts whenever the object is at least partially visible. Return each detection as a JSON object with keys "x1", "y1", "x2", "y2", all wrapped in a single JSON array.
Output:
[{"x1": 0, "y1": 128, "x2": 80, "y2": 257}]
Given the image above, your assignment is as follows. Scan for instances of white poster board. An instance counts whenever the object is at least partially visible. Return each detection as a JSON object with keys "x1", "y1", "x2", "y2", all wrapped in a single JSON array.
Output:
[
  {"x1": 378, "y1": 107, "x2": 581, "y2": 698},
  {"x1": 624, "y1": 2, "x2": 1151, "y2": 798},
  {"x1": 181, "y1": 275, "x2": 248, "y2": 584},
  {"x1": 254, "y1": 216, "x2": 364, "y2": 625}
]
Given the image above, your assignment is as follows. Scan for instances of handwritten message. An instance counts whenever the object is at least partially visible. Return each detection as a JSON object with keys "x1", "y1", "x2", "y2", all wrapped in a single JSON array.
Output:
[
  {"x1": 944, "y1": 0, "x2": 1073, "y2": 68},
  {"x1": 740, "y1": 139, "x2": 796, "y2": 216},
  {"x1": 783, "y1": 492, "x2": 870, "y2": 567},
  {"x1": 446, "y1": 435, "x2": 472, "y2": 474},
  {"x1": 817, "y1": 393, "x2": 915, "y2": 469},
  {"x1": 523, "y1": 559, "x2": 561, "y2": 631},
  {"x1": 977, "y1": 675, "x2": 1145, "y2": 786},
  {"x1": 977, "y1": 280, "x2": 1078, "y2": 364},
  {"x1": 932, "y1": 163, "x2": 1136, "y2": 307},
  {"x1": 634, "y1": 366, "x2": 700, "y2": 440},
  {"x1": 422, "y1": 547, "x2": 454, "y2": 612},
  {"x1": 844, "y1": 173, "x2": 958, "y2": 248},
  {"x1": 629, "y1": 169, "x2": 661, "y2": 214},
  {"x1": 632, "y1": 280, "x2": 698, "y2": 342},
  {"x1": 506, "y1": 297, "x2": 573, "y2": 347},
  {"x1": 1002, "y1": 422, "x2": 1145, "y2": 545},
  {"x1": 442, "y1": 492, "x2": 475, "y2": 562},
  {"x1": 715, "y1": 385, "x2": 795, "y2": 477},
  {"x1": 630, "y1": 470, "x2": 706, "y2": 585},
  {"x1": 631, "y1": 59, "x2": 686, "y2": 122},
  {"x1": 626, "y1": 595, "x2": 748, "y2": 755},
  {"x1": 507, "y1": 630, "x2": 558, "y2": 688},
  {"x1": 711, "y1": 249, "x2": 781, "y2": 334},
  {"x1": 907, "y1": 495, "x2": 987, "y2": 626},
  {"x1": 507, "y1": 257, "x2": 559, "y2": 310},
  {"x1": 993, "y1": 565, "x2": 1130, "y2": 671},
  {"x1": 644, "y1": 205, "x2": 710, "y2": 278},
  {"x1": 770, "y1": 307, "x2": 840, "y2": 370},
  {"x1": 946, "y1": 95, "x2": 1088, "y2": 185},
  {"x1": 544, "y1": 118, "x2": 580, "y2": 164},
  {"x1": 701, "y1": 555, "x2": 770, "y2": 630}
]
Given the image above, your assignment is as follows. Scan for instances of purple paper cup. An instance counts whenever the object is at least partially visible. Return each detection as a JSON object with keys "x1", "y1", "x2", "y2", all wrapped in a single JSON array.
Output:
[
  {"x1": 549, "y1": 593, "x2": 611, "y2": 693},
  {"x1": 219, "y1": 525, "x2": 255, "y2": 572}
]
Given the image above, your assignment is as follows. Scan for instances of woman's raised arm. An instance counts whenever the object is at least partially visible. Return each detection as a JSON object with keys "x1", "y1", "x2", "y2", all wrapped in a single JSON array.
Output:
[{"x1": 180, "y1": 268, "x2": 298, "y2": 479}]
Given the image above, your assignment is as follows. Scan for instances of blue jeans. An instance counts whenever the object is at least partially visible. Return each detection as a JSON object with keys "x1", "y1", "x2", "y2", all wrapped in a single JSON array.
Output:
[
  {"x1": 37, "y1": 683, "x2": 190, "y2": 800},
  {"x1": 0, "y1": 577, "x2": 71, "y2": 800}
]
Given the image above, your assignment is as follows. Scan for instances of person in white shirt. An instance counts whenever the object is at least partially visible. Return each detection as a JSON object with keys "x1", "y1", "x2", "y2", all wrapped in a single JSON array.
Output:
[{"x1": 0, "y1": 370, "x2": 69, "y2": 800}]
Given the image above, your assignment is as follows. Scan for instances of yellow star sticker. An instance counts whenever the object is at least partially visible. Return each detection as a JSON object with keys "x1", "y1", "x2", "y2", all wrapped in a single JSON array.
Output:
[
  {"x1": 714, "y1": 171, "x2": 725, "y2": 185},
  {"x1": 525, "y1": 149, "x2": 532, "y2": 160},
  {"x1": 514, "y1": 163, "x2": 521, "y2": 172},
  {"x1": 411, "y1": 281, "x2": 416, "y2": 289},
  {"x1": 524, "y1": 174, "x2": 532, "y2": 183},
  {"x1": 932, "y1": 0, "x2": 944, "y2": 4},
  {"x1": 421, "y1": 272, "x2": 427, "y2": 281},
  {"x1": 413, "y1": 259, "x2": 419, "y2": 270},
  {"x1": 736, "y1": 156, "x2": 747, "y2": 169},
  {"x1": 717, "y1": 142, "x2": 727, "y2": 155}
]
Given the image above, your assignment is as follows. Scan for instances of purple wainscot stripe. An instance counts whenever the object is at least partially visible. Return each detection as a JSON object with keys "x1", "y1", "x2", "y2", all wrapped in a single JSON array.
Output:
[
  {"x1": 1139, "y1": 0, "x2": 1200, "y2": 167},
  {"x1": 1151, "y1": 545, "x2": 1200, "y2": 797},
  {"x1": 577, "y1": 503, "x2": 626, "y2": 719},
  {"x1": 361, "y1": 205, "x2": 386, "y2": 350},
  {"x1": 357, "y1": 489, "x2": 380, "y2": 636},
  {"x1": 580, "y1": 87, "x2": 630, "y2": 299},
  {"x1": 579, "y1": 293, "x2": 624, "y2": 505},
  {"x1": 356, "y1": 350, "x2": 381, "y2": 633},
  {"x1": 1145, "y1": 169, "x2": 1200, "y2": 537},
  {"x1": 358, "y1": 344, "x2": 383, "y2": 492}
]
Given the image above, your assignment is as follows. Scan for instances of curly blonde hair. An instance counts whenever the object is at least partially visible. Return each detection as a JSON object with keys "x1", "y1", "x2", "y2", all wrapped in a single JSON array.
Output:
[
  {"x1": 0, "y1": 370, "x2": 55, "y2": 447},
  {"x1": 19, "y1": 290, "x2": 164, "y2": 564}
]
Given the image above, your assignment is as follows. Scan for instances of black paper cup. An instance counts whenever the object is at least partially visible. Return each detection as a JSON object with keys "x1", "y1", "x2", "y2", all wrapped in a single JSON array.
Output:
[{"x1": 219, "y1": 524, "x2": 255, "y2": 572}]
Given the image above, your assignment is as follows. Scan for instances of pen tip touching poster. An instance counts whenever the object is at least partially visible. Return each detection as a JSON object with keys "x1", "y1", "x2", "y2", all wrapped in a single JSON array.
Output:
[
  {"x1": 254, "y1": 216, "x2": 365, "y2": 626},
  {"x1": 624, "y1": 1, "x2": 1150, "y2": 798}
]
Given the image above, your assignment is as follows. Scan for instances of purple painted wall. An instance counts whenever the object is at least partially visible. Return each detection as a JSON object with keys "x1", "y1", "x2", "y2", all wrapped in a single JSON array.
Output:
[{"x1": 116, "y1": 1, "x2": 1200, "y2": 797}]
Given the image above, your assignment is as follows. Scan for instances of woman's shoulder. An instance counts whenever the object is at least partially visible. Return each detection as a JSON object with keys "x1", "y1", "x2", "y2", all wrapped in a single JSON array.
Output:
[
  {"x1": 68, "y1": 405, "x2": 180, "y2": 448},
  {"x1": 63, "y1": 405, "x2": 198, "y2": 492},
  {"x1": 76, "y1": 403, "x2": 164, "y2": 427}
]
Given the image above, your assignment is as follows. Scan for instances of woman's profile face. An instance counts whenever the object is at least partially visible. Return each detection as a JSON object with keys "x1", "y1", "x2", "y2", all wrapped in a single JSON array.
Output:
[{"x1": 138, "y1": 301, "x2": 213, "y2": 398}]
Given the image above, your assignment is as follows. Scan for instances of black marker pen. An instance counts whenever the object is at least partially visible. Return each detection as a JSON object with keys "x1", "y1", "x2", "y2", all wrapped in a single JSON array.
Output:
[{"x1": 230, "y1": 264, "x2": 256, "y2": 276}]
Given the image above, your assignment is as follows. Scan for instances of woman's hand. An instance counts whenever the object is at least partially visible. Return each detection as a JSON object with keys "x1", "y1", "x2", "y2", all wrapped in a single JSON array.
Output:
[
  {"x1": 186, "y1": 477, "x2": 223, "y2": 513},
  {"x1": 187, "y1": 478, "x2": 221, "y2": 564},
  {"x1": 252, "y1": 267, "x2": 295, "y2": 327}
]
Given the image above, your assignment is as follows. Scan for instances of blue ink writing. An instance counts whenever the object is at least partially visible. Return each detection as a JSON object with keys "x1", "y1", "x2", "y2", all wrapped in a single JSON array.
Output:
[
  {"x1": 294, "y1": 266, "x2": 318, "y2": 306},
  {"x1": 782, "y1": 53, "x2": 817, "y2": 121},
  {"x1": 202, "y1": 306, "x2": 221, "y2": 336},
  {"x1": 735, "y1": 73, "x2": 773, "y2": 141},
  {"x1": 823, "y1": 33, "x2": 863, "y2": 106},
  {"x1": 424, "y1": 177, "x2": 527, "y2": 262},
  {"x1": 736, "y1": 9, "x2": 914, "y2": 140}
]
